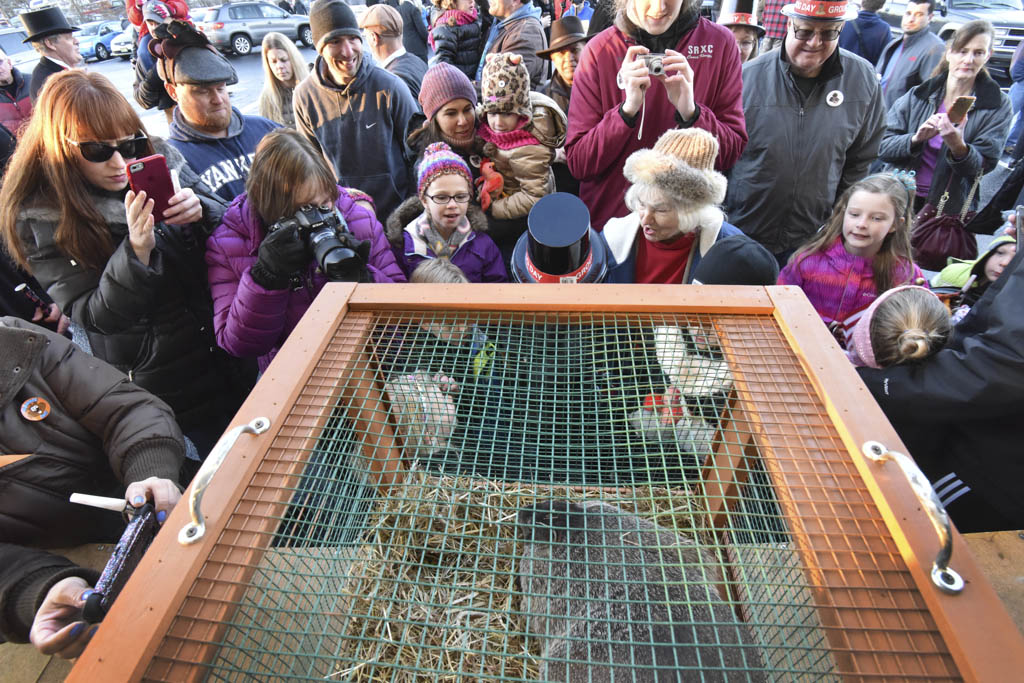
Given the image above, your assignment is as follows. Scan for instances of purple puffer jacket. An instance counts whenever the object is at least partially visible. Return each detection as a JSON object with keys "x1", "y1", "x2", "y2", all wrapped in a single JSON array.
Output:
[{"x1": 207, "y1": 187, "x2": 406, "y2": 371}]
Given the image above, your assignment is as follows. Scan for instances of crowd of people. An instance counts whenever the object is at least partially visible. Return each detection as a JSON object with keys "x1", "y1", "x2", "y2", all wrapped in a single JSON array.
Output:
[{"x1": 1, "y1": 0, "x2": 1023, "y2": 659}]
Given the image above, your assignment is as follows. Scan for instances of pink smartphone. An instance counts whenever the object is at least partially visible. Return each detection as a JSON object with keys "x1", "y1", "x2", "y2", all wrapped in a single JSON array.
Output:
[{"x1": 127, "y1": 154, "x2": 174, "y2": 222}]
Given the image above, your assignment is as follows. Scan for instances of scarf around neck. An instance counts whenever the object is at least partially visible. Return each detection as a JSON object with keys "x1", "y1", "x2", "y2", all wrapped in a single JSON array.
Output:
[
  {"x1": 478, "y1": 120, "x2": 540, "y2": 150},
  {"x1": 417, "y1": 212, "x2": 472, "y2": 258},
  {"x1": 428, "y1": 8, "x2": 478, "y2": 49}
]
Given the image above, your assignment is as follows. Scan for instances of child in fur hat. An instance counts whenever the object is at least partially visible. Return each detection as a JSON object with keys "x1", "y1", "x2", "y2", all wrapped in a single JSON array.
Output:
[
  {"x1": 601, "y1": 128, "x2": 747, "y2": 284},
  {"x1": 476, "y1": 53, "x2": 567, "y2": 222},
  {"x1": 386, "y1": 142, "x2": 507, "y2": 282}
]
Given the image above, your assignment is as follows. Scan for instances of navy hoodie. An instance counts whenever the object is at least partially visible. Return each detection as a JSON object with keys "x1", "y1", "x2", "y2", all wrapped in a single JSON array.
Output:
[
  {"x1": 839, "y1": 10, "x2": 892, "y2": 67},
  {"x1": 168, "y1": 107, "x2": 279, "y2": 203},
  {"x1": 293, "y1": 53, "x2": 417, "y2": 221}
]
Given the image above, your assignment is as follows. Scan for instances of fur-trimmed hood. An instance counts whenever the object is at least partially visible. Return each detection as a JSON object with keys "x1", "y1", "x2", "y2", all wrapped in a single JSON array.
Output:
[
  {"x1": 385, "y1": 195, "x2": 488, "y2": 247},
  {"x1": 624, "y1": 148, "x2": 727, "y2": 207}
]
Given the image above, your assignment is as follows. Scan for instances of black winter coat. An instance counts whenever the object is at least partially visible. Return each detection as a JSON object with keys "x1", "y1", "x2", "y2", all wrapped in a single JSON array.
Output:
[
  {"x1": 879, "y1": 70, "x2": 1012, "y2": 217},
  {"x1": 429, "y1": 16, "x2": 482, "y2": 80},
  {"x1": 14, "y1": 140, "x2": 251, "y2": 436},
  {"x1": 388, "y1": 0, "x2": 430, "y2": 62},
  {"x1": 858, "y1": 247, "x2": 1024, "y2": 532}
]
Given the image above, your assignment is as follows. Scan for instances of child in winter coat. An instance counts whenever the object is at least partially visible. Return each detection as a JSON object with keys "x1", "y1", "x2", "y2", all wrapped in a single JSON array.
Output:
[
  {"x1": 427, "y1": 0, "x2": 482, "y2": 80},
  {"x1": 778, "y1": 174, "x2": 926, "y2": 340},
  {"x1": 386, "y1": 142, "x2": 507, "y2": 282},
  {"x1": 932, "y1": 234, "x2": 1017, "y2": 310},
  {"x1": 846, "y1": 285, "x2": 951, "y2": 368},
  {"x1": 206, "y1": 129, "x2": 405, "y2": 372},
  {"x1": 476, "y1": 53, "x2": 566, "y2": 222}
]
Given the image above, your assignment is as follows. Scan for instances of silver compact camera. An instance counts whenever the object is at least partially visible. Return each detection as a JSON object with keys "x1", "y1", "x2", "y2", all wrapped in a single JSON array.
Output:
[{"x1": 641, "y1": 53, "x2": 667, "y2": 76}]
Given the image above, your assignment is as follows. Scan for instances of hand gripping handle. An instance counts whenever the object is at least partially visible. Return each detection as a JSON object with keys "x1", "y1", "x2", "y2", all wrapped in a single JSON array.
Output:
[
  {"x1": 862, "y1": 441, "x2": 964, "y2": 594},
  {"x1": 178, "y1": 417, "x2": 270, "y2": 546}
]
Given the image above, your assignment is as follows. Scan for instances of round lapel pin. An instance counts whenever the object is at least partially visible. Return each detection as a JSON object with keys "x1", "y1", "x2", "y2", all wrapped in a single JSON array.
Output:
[
  {"x1": 826, "y1": 90, "x2": 844, "y2": 107},
  {"x1": 21, "y1": 397, "x2": 51, "y2": 422}
]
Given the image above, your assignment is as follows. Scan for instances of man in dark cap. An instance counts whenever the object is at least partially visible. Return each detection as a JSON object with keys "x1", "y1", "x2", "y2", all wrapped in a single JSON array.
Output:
[
  {"x1": 155, "y1": 22, "x2": 280, "y2": 201},
  {"x1": 19, "y1": 6, "x2": 82, "y2": 101},
  {"x1": 295, "y1": 0, "x2": 417, "y2": 220}
]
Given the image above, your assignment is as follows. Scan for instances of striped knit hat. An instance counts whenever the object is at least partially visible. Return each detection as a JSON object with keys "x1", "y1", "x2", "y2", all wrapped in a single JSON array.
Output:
[{"x1": 417, "y1": 142, "x2": 473, "y2": 197}]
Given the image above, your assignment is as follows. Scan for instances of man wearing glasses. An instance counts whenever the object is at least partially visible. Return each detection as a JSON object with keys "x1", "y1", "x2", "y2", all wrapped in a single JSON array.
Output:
[{"x1": 724, "y1": 0, "x2": 884, "y2": 266}]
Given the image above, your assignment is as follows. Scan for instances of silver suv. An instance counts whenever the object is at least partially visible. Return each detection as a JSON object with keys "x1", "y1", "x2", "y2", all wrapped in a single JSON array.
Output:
[{"x1": 196, "y1": 1, "x2": 313, "y2": 56}]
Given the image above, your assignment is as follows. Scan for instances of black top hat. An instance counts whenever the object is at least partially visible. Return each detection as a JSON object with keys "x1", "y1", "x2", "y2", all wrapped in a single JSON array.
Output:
[
  {"x1": 512, "y1": 193, "x2": 608, "y2": 284},
  {"x1": 20, "y1": 7, "x2": 79, "y2": 43},
  {"x1": 536, "y1": 16, "x2": 590, "y2": 59}
]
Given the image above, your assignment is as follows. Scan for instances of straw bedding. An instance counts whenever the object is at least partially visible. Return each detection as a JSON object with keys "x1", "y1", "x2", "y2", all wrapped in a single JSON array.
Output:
[{"x1": 321, "y1": 465, "x2": 710, "y2": 681}]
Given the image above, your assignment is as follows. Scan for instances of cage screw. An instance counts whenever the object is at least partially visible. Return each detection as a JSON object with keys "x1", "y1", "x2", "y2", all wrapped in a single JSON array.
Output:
[{"x1": 186, "y1": 527, "x2": 197, "y2": 538}]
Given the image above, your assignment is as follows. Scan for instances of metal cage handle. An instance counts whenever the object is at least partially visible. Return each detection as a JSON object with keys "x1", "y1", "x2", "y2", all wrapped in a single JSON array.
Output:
[
  {"x1": 862, "y1": 441, "x2": 964, "y2": 594},
  {"x1": 178, "y1": 417, "x2": 270, "y2": 546}
]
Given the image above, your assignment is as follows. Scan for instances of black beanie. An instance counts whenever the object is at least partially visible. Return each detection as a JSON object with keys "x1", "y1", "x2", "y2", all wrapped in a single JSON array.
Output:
[
  {"x1": 691, "y1": 234, "x2": 779, "y2": 286},
  {"x1": 311, "y1": 0, "x2": 360, "y2": 50}
]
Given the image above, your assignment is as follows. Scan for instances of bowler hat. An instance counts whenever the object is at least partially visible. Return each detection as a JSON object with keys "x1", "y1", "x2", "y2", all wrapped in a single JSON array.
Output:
[
  {"x1": 536, "y1": 15, "x2": 590, "y2": 58},
  {"x1": 511, "y1": 193, "x2": 608, "y2": 284},
  {"x1": 781, "y1": 0, "x2": 857, "y2": 22},
  {"x1": 20, "y1": 6, "x2": 78, "y2": 43}
]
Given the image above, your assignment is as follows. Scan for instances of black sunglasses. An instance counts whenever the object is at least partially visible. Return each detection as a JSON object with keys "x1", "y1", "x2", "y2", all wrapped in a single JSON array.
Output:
[{"x1": 69, "y1": 135, "x2": 149, "y2": 163}]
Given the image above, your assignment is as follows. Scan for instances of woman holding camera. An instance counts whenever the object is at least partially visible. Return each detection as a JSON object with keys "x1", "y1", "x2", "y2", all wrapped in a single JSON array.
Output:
[
  {"x1": 206, "y1": 129, "x2": 405, "y2": 372},
  {"x1": 0, "y1": 71, "x2": 248, "y2": 460}
]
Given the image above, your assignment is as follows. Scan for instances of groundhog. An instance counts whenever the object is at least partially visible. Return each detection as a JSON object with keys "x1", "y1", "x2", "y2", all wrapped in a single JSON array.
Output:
[{"x1": 517, "y1": 500, "x2": 767, "y2": 682}]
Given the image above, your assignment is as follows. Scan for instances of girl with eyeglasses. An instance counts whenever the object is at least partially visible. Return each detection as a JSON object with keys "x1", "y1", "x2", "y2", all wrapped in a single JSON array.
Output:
[
  {"x1": 205, "y1": 129, "x2": 404, "y2": 373},
  {"x1": 0, "y1": 70, "x2": 253, "y2": 468},
  {"x1": 386, "y1": 142, "x2": 506, "y2": 282}
]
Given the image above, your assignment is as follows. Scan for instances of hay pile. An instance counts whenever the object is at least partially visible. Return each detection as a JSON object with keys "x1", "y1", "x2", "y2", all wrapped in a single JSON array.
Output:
[{"x1": 323, "y1": 465, "x2": 708, "y2": 681}]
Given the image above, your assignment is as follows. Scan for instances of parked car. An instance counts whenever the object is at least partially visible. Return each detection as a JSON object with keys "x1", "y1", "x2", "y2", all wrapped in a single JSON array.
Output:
[
  {"x1": 0, "y1": 27, "x2": 38, "y2": 71},
  {"x1": 195, "y1": 1, "x2": 312, "y2": 56},
  {"x1": 879, "y1": 0, "x2": 1024, "y2": 87},
  {"x1": 77, "y1": 19, "x2": 123, "y2": 62},
  {"x1": 110, "y1": 26, "x2": 135, "y2": 60}
]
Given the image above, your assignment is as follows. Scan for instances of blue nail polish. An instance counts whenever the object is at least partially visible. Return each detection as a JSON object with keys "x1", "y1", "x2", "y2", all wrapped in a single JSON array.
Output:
[
  {"x1": 70, "y1": 623, "x2": 84, "y2": 637},
  {"x1": 157, "y1": 510, "x2": 167, "y2": 523},
  {"x1": 79, "y1": 589, "x2": 94, "y2": 602},
  {"x1": 132, "y1": 496, "x2": 144, "y2": 505},
  {"x1": 88, "y1": 625, "x2": 99, "y2": 639}
]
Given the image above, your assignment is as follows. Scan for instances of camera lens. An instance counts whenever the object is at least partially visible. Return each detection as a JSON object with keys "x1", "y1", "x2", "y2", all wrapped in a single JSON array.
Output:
[{"x1": 309, "y1": 226, "x2": 358, "y2": 279}]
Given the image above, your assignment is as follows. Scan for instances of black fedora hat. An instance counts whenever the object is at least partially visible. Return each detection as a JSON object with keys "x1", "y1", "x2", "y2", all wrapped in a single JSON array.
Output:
[
  {"x1": 512, "y1": 193, "x2": 608, "y2": 284},
  {"x1": 536, "y1": 16, "x2": 590, "y2": 59},
  {"x1": 20, "y1": 6, "x2": 79, "y2": 43}
]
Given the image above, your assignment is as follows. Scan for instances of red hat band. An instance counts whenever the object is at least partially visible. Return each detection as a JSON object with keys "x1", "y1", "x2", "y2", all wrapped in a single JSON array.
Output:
[
  {"x1": 725, "y1": 12, "x2": 757, "y2": 26},
  {"x1": 794, "y1": 0, "x2": 849, "y2": 19}
]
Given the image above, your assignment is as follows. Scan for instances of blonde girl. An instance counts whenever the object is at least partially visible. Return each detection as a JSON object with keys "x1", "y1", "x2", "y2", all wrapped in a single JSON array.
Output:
[
  {"x1": 778, "y1": 174, "x2": 926, "y2": 331},
  {"x1": 846, "y1": 285, "x2": 951, "y2": 368}
]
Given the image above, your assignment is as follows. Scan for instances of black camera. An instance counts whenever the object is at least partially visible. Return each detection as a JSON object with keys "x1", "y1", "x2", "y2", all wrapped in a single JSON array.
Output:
[{"x1": 270, "y1": 204, "x2": 365, "y2": 281}]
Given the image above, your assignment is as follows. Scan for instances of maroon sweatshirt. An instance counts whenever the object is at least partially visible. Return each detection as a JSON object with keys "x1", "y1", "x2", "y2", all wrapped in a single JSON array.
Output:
[{"x1": 565, "y1": 16, "x2": 747, "y2": 230}]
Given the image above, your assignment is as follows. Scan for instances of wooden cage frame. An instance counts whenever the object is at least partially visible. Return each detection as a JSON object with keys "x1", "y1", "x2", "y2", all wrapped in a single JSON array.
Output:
[{"x1": 69, "y1": 284, "x2": 1024, "y2": 682}]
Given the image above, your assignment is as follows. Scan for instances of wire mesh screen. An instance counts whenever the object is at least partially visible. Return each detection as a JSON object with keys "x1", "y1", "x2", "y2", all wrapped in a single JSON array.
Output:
[{"x1": 144, "y1": 310, "x2": 960, "y2": 682}]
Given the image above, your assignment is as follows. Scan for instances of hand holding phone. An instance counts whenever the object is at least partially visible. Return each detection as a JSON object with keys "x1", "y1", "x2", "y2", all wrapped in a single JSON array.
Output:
[
  {"x1": 947, "y1": 96, "x2": 975, "y2": 125},
  {"x1": 127, "y1": 154, "x2": 174, "y2": 222}
]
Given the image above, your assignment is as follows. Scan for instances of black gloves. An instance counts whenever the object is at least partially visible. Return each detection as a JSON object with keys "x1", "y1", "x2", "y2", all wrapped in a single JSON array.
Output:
[{"x1": 250, "y1": 223, "x2": 311, "y2": 290}]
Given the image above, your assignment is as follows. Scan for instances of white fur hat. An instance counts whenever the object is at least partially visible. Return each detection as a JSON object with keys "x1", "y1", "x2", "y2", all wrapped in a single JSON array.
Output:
[{"x1": 623, "y1": 128, "x2": 727, "y2": 208}]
